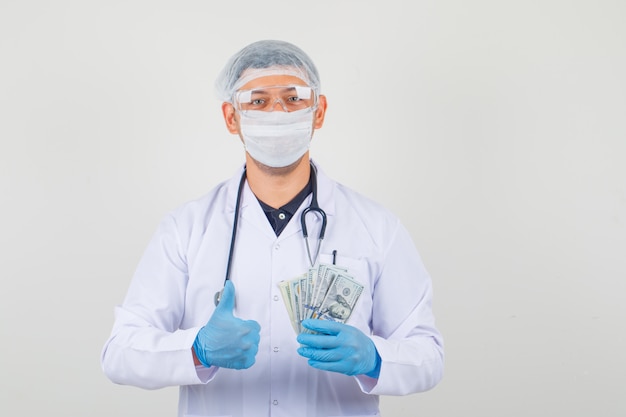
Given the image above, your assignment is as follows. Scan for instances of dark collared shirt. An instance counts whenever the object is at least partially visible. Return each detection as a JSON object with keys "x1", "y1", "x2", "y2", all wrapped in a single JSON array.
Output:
[{"x1": 257, "y1": 178, "x2": 313, "y2": 236}]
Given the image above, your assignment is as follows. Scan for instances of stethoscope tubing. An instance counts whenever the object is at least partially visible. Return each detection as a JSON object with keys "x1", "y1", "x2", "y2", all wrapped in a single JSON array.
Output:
[
  {"x1": 301, "y1": 164, "x2": 327, "y2": 266},
  {"x1": 214, "y1": 162, "x2": 327, "y2": 306},
  {"x1": 213, "y1": 168, "x2": 247, "y2": 307}
]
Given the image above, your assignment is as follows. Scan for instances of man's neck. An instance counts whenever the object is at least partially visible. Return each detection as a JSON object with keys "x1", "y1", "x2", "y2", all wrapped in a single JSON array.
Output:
[{"x1": 245, "y1": 154, "x2": 311, "y2": 208}]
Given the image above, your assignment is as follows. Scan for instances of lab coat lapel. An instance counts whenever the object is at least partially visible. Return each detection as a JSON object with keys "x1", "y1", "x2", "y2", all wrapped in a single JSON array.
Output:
[
  {"x1": 240, "y1": 182, "x2": 277, "y2": 240},
  {"x1": 310, "y1": 160, "x2": 336, "y2": 218},
  {"x1": 224, "y1": 165, "x2": 276, "y2": 241},
  {"x1": 278, "y1": 160, "x2": 337, "y2": 242}
]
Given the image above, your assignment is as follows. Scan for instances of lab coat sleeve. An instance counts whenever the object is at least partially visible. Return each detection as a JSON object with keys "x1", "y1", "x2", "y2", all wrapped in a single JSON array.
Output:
[
  {"x1": 101, "y1": 214, "x2": 215, "y2": 389},
  {"x1": 355, "y1": 221, "x2": 444, "y2": 395}
]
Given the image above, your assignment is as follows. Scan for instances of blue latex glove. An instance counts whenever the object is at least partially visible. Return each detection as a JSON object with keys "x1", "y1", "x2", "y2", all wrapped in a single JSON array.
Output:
[
  {"x1": 193, "y1": 280, "x2": 260, "y2": 369},
  {"x1": 297, "y1": 319, "x2": 381, "y2": 378}
]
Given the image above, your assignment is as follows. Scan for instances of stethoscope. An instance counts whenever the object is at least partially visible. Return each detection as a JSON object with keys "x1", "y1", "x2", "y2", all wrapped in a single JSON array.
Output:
[{"x1": 214, "y1": 162, "x2": 327, "y2": 306}]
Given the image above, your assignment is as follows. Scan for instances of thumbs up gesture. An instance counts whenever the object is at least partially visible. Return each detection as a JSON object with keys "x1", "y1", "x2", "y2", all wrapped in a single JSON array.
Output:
[{"x1": 193, "y1": 280, "x2": 261, "y2": 369}]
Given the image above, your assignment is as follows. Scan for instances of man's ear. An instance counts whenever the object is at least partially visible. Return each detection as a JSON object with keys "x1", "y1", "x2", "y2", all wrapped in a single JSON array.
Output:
[
  {"x1": 222, "y1": 102, "x2": 239, "y2": 134},
  {"x1": 313, "y1": 95, "x2": 327, "y2": 129}
]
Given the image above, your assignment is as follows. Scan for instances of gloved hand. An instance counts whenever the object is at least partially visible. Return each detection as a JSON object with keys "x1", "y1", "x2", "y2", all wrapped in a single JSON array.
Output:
[
  {"x1": 193, "y1": 280, "x2": 260, "y2": 369},
  {"x1": 297, "y1": 319, "x2": 381, "y2": 378}
]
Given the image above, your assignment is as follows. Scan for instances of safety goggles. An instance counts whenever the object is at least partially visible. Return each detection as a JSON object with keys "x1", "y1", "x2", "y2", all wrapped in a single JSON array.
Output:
[{"x1": 233, "y1": 85, "x2": 316, "y2": 112}]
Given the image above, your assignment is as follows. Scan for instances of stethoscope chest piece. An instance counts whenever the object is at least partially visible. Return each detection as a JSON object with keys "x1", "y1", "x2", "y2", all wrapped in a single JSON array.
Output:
[{"x1": 214, "y1": 288, "x2": 223, "y2": 306}]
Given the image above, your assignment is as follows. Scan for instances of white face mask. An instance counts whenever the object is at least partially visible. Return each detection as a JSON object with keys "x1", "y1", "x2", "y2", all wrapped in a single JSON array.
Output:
[{"x1": 238, "y1": 108, "x2": 314, "y2": 168}]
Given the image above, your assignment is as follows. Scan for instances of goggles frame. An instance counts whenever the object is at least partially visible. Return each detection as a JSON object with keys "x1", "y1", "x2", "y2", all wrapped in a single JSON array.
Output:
[{"x1": 233, "y1": 85, "x2": 317, "y2": 112}]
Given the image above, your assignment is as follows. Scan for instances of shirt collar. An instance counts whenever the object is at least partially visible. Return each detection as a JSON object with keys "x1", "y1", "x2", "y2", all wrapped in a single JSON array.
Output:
[
  {"x1": 224, "y1": 159, "x2": 336, "y2": 217},
  {"x1": 257, "y1": 176, "x2": 312, "y2": 216}
]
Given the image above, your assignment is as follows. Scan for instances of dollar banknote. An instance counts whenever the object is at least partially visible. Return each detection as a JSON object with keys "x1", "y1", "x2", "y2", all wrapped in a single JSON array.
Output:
[
  {"x1": 312, "y1": 273, "x2": 363, "y2": 323},
  {"x1": 278, "y1": 279, "x2": 298, "y2": 333},
  {"x1": 278, "y1": 263, "x2": 362, "y2": 333}
]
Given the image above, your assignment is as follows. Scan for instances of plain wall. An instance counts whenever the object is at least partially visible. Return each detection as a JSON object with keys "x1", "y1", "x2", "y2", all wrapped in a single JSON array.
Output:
[{"x1": 1, "y1": 1, "x2": 624, "y2": 416}]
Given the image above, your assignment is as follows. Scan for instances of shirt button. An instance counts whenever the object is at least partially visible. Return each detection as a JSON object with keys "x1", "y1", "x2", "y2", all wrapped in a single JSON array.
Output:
[
  {"x1": 273, "y1": 400, "x2": 278, "y2": 405},
  {"x1": 273, "y1": 346, "x2": 279, "y2": 352},
  {"x1": 278, "y1": 212, "x2": 286, "y2": 220},
  {"x1": 273, "y1": 295, "x2": 279, "y2": 301}
]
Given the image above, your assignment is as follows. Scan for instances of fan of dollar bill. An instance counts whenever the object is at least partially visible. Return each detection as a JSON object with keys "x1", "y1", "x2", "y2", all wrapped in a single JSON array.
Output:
[{"x1": 278, "y1": 263, "x2": 364, "y2": 334}]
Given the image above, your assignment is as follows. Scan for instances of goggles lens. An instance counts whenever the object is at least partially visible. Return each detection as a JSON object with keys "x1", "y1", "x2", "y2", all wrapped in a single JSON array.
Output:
[{"x1": 234, "y1": 85, "x2": 315, "y2": 112}]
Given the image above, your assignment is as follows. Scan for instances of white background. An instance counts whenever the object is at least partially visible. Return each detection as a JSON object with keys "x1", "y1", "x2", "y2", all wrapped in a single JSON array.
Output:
[{"x1": 1, "y1": 1, "x2": 625, "y2": 416}]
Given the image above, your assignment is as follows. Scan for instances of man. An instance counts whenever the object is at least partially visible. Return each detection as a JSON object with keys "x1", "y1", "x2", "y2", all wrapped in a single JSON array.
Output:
[{"x1": 102, "y1": 39, "x2": 444, "y2": 417}]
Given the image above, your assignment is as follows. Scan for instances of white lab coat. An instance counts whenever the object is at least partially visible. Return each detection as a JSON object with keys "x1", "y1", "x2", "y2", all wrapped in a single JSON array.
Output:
[{"x1": 101, "y1": 161, "x2": 444, "y2": 417}]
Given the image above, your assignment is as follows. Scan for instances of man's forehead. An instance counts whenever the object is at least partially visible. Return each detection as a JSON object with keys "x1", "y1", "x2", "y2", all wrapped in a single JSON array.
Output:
[{"x1": 238, "y1": 74, "x2": 309, "y2": 90}]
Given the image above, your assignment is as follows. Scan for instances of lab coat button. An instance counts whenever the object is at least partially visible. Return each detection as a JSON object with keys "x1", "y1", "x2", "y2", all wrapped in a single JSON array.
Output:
[
  {"x1": 273, "y1": 346, "x2": 279, "y2": 352},
  {"x1": 273, "y1": 295, "x2": 279, "y2": 301},
  {"x1": 274, "y1": 244, "x2": 280, "y2": 250},
  {"x1": 273, "y1": 400, "x2": 278, "y2": 405}
]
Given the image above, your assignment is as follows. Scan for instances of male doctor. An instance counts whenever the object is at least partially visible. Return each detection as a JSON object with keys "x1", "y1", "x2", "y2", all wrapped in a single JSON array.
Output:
[{"x1": 102, "y1": 39, "x2": 444, "y2": 417}]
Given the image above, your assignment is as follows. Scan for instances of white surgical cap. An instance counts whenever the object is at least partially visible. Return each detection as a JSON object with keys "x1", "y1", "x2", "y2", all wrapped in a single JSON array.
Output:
[{"x1": 215, "y1": 40, "x2": 321, "y2": 103}]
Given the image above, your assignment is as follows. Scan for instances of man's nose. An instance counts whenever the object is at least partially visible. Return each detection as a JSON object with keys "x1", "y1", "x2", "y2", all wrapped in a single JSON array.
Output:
[{"x1": 270, "y1": 98, "x2": 288, "y2": 112}]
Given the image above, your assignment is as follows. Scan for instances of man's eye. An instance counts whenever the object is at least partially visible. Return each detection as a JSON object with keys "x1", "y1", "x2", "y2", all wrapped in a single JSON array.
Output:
[
  {"x1": 251, "y1": 99, "x2": 265, "y2": 105},
  {"x1": 287, "y1": 96, "x2": 301, "y2": 103}
]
